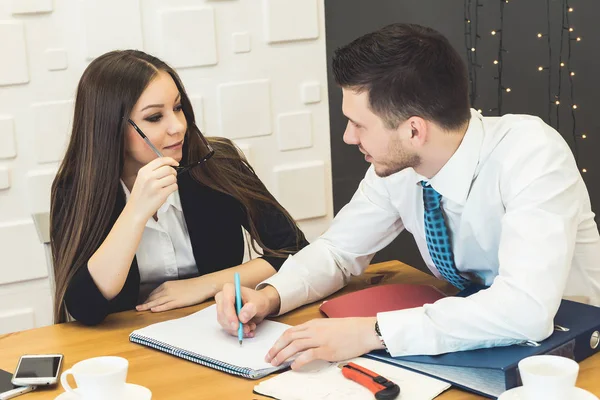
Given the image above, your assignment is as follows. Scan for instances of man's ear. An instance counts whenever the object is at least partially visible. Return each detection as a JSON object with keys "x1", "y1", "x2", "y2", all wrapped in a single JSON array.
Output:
[{"x1": 405, "y1": 116, "x2": 428, "y2": 147}]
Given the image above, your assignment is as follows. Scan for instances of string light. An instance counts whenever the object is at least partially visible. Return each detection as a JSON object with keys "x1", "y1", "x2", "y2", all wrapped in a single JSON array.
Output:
[
  {"x1": 464, "y1": 0, "x2": 483, "y2": 109},
  {"x1": 565, "y1": 0, "x2": 582, "y2": 165},
  {"x1": 540, "y1": 0, "x2": 553, "y2": 125},
  {"x1": 465, "y1": 0, "x2": 588, "y2": 172},
  {"x1": 493, "y1": 0, "x2": 508, "y2": 115}
]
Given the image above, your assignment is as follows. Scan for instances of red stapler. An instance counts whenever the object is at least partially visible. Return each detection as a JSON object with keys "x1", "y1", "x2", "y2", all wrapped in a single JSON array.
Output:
[{"x1": 340, "y1": 362, "x2": 400, "y2": 399}]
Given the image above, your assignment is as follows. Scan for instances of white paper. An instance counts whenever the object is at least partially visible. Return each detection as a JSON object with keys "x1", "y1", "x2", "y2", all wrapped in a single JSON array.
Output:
[
  {"x1": 254, "y1": 357, "x2": 451, "y2": 400},
  {"x1": 131, "y1": 304, "x2": 290, "y2": 371}
]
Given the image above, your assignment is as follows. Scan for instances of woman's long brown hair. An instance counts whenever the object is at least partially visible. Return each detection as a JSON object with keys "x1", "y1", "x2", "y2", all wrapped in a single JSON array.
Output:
[{"x1": 50, "y1": 50, "x2": 304, "y2": 323}]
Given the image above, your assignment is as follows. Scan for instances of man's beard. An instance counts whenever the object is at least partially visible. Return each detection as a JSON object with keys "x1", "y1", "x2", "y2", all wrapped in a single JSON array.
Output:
[{"x1": 373, "y1": 143, "x2": 420, "y2": 178}]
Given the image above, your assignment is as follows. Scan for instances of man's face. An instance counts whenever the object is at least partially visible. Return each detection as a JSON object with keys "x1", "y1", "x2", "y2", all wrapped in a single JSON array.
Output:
[{"x1": 341, "y1": 88, "x2": 420, "y2": 177}]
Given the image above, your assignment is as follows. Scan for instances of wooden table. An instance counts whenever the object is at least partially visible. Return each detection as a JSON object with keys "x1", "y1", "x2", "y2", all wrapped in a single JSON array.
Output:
[{"x1": 1, "y1": 260, "x2": 599, "y2": 399}]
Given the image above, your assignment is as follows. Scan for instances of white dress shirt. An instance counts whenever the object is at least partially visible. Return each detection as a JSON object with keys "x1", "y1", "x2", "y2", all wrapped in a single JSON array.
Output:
[
  {"x1": 260, "y1": 109, "x2": 600, "y2": 357},
  {"x1": 120, "y1": 181, "x2": 197, "y2": 302}
]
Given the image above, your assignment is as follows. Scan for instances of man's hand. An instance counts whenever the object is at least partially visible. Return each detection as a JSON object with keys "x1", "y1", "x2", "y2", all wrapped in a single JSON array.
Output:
[
  {"x1": 215, "y1": 284, "x2": 281, "y2": 338},
  {"x1": 136, "y1": 278, "x2": 214, "y2": 312},
  {"x1": 265, "y1": 317, "x2": 384, "y2": 370}
]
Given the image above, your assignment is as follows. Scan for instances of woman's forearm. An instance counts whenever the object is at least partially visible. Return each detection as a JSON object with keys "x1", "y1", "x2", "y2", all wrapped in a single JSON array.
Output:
[
  {"x1": 87, "y1": 202, "x2": 146, "y2": 300},
  {"x1": 198, "y1": 258, "x2": 277, "y2": 298}
]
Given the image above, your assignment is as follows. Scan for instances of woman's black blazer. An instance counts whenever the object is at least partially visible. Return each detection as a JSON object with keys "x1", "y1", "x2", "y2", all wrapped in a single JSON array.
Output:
[{"x1": 57, "y1": 170, "x2": 308, "y2": 325}]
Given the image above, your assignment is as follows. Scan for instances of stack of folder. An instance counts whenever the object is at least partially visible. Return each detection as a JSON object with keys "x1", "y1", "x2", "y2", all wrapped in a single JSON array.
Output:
[{"x1": 319, "y1": 283, "x2": 600, "y2": 398}]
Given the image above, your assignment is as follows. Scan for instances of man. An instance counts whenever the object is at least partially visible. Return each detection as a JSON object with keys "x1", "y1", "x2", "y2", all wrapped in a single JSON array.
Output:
[{"x1": 215, "y1": 23, "x2": 600, "y2": 370}]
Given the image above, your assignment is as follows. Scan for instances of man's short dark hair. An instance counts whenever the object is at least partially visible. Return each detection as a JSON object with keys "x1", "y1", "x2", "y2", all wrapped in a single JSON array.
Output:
[{"x1": 332, "y1": 23, "x2": 471, "y2": 131}]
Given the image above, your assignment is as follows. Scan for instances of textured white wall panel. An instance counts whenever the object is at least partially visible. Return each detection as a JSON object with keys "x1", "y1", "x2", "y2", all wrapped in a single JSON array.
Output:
[
  {"x1": 232, "y1": 32, "x2": 251, "y2": 54},
  {"x1": 263, "y1": 0, "x2": 319, "y2": 43},
  {"x1": 0, "y1": 220, "x2": 47, "y2": 285},
  {"x1": 218, "y1": 80, "x2": 272, "y2": 139},
  {"x1": 301, "y1": 81, "x2": 321, "y2": 104},
  {"x1": 11, "y1": 0, "x2": 53, "y2": 14},
  {"x1": 159, "y1": 7, "x2": 218, "y2": 68},
  {"x1": 0, "y1": 308, "x2": 35, "y2": 334},
  {"x1": 189, "y1": 95, "x2": 205, "y2": 132},
  {"x1": 0, "y1": 22, "x2": 29, "y2": 86},
  {"x1": 277, "y1": 111, "x2": 313, "y2": 151},
  {"x1": 32, "y1": 100, "x2": 73, "y2": 163},
  {"x1": 26, "y1": 169, "x2": 57, "y2": 215},
  {"x1": 274, "y1": 161, "x2": 326, "y2": 221},
  {"x1": 44, "y1": 48, "x2": 68, "y2": 71},
  {"x1": 0, "y1": 116, "x2": 17, "y2": 159},
  {"x1": 0, "y1": 167, "x2": 10, "y2": 190},
  {"x1": 83, "y1": 0, "x2": 144, "y2": 60}
]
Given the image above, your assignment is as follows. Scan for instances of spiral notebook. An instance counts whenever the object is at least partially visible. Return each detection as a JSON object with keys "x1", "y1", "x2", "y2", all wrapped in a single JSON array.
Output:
[{"x1": 129, "y1": 304, "x2": 292, "y2": 379}]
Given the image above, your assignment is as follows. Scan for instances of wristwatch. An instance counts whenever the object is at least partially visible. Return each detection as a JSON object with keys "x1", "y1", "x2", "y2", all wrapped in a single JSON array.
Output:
[{"x1": 375, "y1": 320, "x2": 387, "y2": 350}]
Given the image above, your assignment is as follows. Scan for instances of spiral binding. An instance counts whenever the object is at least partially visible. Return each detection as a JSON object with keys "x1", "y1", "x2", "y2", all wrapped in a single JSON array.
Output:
[{"x1": 129, "y1": 333, "x2": 265, "y2": 379}]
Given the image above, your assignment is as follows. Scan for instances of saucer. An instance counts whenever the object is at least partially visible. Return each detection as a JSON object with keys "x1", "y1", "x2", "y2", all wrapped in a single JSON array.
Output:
[
  {"x1": 498, "y1": 386, "x2": 598, "y2": 400},
  {"x1": 54, "y1": 383, "x2": 152, "y2": 400}
]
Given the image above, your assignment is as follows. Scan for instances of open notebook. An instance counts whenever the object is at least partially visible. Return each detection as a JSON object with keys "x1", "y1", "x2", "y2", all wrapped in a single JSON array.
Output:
[
  {"x1": 129, "y1": 304, "x2": 292, "y2": 379},
  {"x1": 254, "y1": 357, "x2": 450, "y2": 400}
]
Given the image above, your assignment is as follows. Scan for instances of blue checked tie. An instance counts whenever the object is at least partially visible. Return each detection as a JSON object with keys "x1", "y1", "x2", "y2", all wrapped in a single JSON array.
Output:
[{"x1": 422, "y1": 182, "x2": 470, "y2": 290}]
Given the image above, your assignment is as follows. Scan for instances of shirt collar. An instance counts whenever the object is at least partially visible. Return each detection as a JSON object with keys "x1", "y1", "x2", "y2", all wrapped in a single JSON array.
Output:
[
  {"x1": 119, "y1": 179, "x2": 183, "y2": 213},
  {"x1": 414, "y1": 109, "x2": 484, "y2": 205}
]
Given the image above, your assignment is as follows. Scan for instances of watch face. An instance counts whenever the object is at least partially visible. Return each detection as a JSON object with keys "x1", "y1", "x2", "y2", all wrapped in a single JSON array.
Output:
[{"x1": 375, "y1": 321, "x2": 386, "y2": 349}]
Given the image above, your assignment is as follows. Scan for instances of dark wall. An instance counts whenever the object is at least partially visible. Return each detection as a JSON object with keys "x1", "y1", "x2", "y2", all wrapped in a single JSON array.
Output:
[{"x1": 324, "y1": 0, "x2": 599, "y2": 272}]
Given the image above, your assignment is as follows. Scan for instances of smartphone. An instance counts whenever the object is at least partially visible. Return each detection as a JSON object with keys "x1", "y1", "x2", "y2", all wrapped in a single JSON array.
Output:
[
  {"x1": 0, "y1": 369, "x2": 35, "y2": 400},
  {"x1": 11, "y1": 354, "x2": 63, "y2": 387}
]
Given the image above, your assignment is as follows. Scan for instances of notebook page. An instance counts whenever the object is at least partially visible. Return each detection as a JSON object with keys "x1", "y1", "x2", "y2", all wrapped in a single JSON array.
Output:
[
  {"x1": 131, "y1": 304, "x2": 290, "y2": 371},
  {"x1": 254, "y1": 357, "x2": 451, "y2": 400}
]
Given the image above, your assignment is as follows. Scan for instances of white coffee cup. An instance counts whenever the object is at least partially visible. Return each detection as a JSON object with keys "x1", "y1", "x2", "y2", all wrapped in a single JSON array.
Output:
[
  {"x1": 60, "y1": 356, "x2": 128, "y2": 400},
  {"x1": 518, "y1": 355, "x2": 579, "y2": 400}
]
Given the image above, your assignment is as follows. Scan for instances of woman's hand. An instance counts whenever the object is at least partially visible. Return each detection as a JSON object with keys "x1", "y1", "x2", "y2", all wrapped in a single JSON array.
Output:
[
  {"x1": 128, "y1": 157, "x2": 179, "y2": 222},
  {"x1": 136, "y1": 277, "x2": 216, "y2": 312}
]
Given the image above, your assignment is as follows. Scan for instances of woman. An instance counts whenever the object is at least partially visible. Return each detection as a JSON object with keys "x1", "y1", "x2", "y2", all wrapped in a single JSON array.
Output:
[{"x1": 50, "y1": 50, "x2": 308, "y2": 325}]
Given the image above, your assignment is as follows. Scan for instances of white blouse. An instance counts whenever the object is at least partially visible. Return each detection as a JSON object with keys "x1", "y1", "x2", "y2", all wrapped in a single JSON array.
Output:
[{"x1": 120, "y1": 181, "x2": 197, "y2": 302}]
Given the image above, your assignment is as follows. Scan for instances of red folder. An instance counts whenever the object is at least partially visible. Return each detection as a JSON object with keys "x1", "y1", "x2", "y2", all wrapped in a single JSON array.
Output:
[{"x1": 319, "y1": 284, "x2": 447, "y2": 318}]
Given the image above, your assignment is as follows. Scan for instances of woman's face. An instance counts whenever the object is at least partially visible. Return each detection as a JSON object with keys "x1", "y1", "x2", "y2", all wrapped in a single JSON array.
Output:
[{"x1": 124, "y1": 70, "x2": 187, "y2": 172}]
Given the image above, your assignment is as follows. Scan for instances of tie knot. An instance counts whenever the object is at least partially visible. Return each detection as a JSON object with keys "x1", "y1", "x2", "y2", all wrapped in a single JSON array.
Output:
[{"x1": 421, "y1": 181, "x2": 442, "y2": 211}]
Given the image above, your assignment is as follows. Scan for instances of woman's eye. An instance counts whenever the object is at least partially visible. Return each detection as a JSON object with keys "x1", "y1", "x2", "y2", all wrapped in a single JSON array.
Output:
[
  {"x1": 145, "y1": 114, "x2": 162, "y2": 123},
  {"x1": 174, "y1": 104, "x2": 183, "y2": 112}
]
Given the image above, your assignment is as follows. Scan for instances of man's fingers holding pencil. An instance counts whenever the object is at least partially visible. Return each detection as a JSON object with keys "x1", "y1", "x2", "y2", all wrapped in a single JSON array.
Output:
[{"x1": 216, "y1": 284, "x2": 264, "y2": 337}]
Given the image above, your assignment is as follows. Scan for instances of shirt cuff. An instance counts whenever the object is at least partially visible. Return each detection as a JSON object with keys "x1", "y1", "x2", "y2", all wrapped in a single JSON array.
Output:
[
  {"x1": 377, "y1": 306, "x2": 445, "y2": 357},
  {"x1": 256, "y1": 256, "x2": 309, "y2": 315}
]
